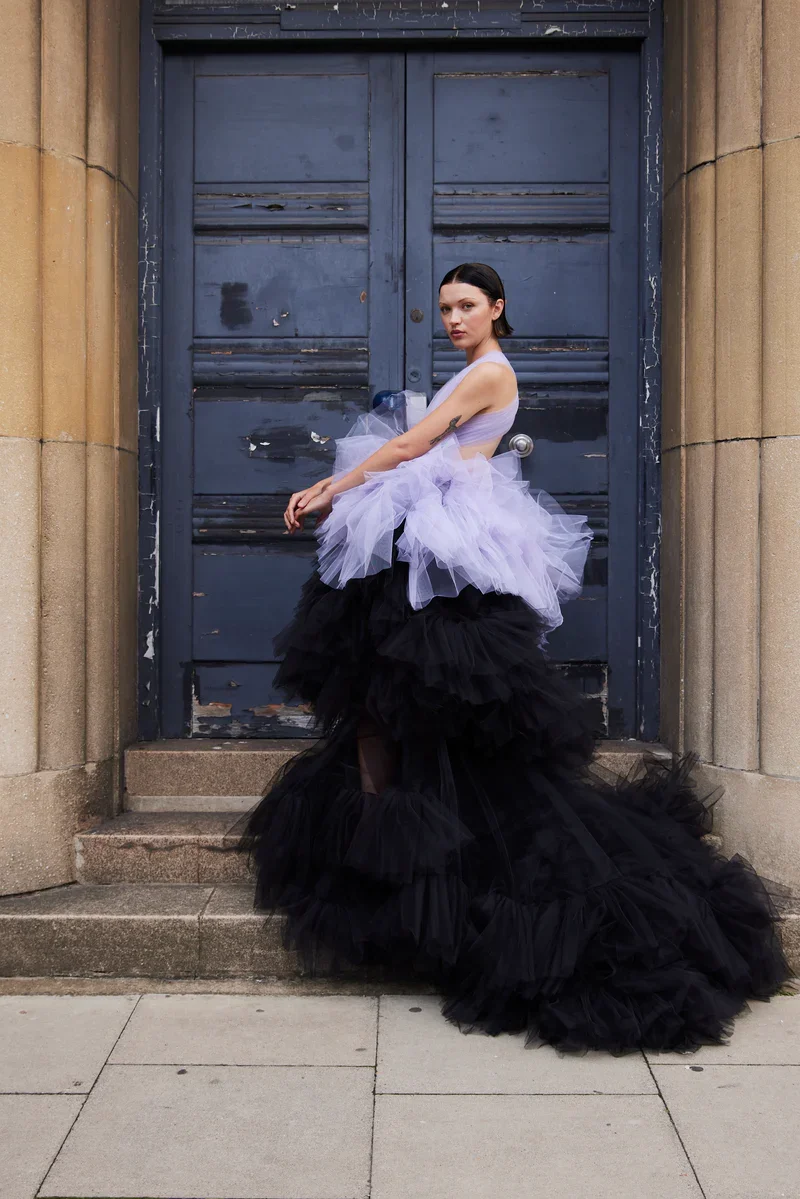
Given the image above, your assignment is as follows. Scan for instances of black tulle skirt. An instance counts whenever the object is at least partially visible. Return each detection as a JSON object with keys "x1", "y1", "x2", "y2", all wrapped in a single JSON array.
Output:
[{"x1": 237, "y1": 526, "x2": 794, "y2": 1055}]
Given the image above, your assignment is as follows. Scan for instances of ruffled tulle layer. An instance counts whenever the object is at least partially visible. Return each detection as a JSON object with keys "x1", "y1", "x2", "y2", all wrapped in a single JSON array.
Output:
[
  {"x1": 237, "y1": 535, "x2": 794, "y2": 1055},
  {"x1": 319, "y1": 429, "x2": 593, "y2": 635},
  {"x1": 275, "y1": 533, "x2": 599, "y2": 761}
]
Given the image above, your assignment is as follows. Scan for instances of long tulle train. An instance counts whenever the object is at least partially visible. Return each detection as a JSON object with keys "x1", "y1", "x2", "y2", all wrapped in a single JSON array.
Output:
[{"x1": 235, "y1": 532, "x2": 794, "y2": 1056}]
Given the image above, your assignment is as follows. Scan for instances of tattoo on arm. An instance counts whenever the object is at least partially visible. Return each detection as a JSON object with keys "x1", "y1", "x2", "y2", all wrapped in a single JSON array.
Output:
[{"x1": 429, "y1": 417, "x2": 461, "y2": 447}]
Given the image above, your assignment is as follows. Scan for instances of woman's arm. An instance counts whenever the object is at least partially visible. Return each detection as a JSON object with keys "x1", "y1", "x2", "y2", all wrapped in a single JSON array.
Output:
[{"x1": 286, "y1": 362, "x2": 514, "y2": 531}]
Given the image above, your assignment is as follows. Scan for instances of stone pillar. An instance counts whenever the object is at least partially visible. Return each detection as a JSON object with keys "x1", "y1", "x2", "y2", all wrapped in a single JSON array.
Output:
[
  {"x1": 0, "y1": 0, "x2": 139, "y2": 895},
  {"x1": 662, "y1": 0, "x2": 800, "y2": 889}
]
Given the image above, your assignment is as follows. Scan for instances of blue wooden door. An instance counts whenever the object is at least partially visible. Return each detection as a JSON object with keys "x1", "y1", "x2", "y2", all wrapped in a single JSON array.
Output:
[{"x1": 160, "y1": 47, "x2": 640, "y2": 738}]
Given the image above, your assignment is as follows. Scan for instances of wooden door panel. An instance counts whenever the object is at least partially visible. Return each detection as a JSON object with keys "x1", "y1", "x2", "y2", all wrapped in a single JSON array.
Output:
[
  {"x1": 432, "y1": 240, "x2": 608, "y2": 336},
  {"x1": 191, "y1": 663, "x2": 314, "y2": 738},
  {"x1": 407, "y1": 49, "x2": 639, "y2": 730},
  {"x1": 193, "y1": 392, "x2": 362, "y2": 494},
  {"x1": 433, "y1": 72, "x2": 609, "y2": 182},
  {"x1": 161, "y1": 51, "x2": 404, "y2": 736},
  {"x1": 193, "y1": 545, "x2": 317, "y2": 661},
  {"x1": 510, "y1": 401, "x2": 608, "y2": 496},
  {"x1": 195, "y1": 71, "x2": 369, "y2": 182},
  {"x1": 194, "y1": 242, "x2": 370, "y2": 339}
]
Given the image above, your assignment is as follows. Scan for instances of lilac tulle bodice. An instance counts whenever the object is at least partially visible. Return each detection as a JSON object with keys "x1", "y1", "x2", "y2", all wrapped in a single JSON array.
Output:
[
  {"x1": 425, "y1": 349, "x2": 520, "y2": 446},
  {"x1": 316, "y1": 349, "x2": 594, "y2": 638}
]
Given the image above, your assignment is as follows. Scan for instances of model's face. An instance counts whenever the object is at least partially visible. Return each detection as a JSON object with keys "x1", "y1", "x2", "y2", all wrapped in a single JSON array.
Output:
[{"x1": 438, "y1": 282, "x2": 503, "y2": 348}]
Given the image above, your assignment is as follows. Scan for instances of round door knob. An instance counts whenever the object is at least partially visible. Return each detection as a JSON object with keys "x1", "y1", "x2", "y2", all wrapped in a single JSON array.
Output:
[
  {"x1": 509, "y1": 432, "x2": 534, "y2": 457},
  {"x1": 410, "y1": 308, "x2": 424, "y2": 323},
  {"x1": 408, "y1": 367, "x2": 421, "y2": 383}
]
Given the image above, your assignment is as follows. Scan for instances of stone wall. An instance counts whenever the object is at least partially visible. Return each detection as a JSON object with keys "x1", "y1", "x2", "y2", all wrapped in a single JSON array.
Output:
[
  {"x1": 661, "y1": 0, "x2": 800, "y2": 889},
  {"x1": 0, "y1": 0, "x2": 140, "y2": 895}
]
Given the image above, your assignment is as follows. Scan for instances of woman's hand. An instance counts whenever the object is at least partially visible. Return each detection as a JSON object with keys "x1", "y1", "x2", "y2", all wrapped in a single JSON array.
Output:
[{"x1": 284, "y1": 477, "x2": 334, "y2": 533}]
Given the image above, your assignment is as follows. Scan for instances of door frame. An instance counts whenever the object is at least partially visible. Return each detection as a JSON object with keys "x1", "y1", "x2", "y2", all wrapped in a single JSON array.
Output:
[{"x1": 137, "y1": 0, "x2": 664, "y2": 743}]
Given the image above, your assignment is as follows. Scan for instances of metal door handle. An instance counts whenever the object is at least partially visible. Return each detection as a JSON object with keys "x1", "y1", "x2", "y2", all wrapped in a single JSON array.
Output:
[{"x1": 509, "y1": 432, "x2": 534, "y2": 457}]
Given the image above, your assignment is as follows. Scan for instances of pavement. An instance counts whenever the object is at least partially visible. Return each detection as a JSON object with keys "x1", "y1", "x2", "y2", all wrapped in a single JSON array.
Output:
[{"x1": 2, "y1": 982, "x2": 800, "y2": 1199}]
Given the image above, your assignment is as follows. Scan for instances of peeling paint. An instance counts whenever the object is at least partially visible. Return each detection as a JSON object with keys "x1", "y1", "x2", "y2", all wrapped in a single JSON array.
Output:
[
  {"x1": 251, "y1": 702, "x2": 316, "y2": 729},
  {"x1": 194, "y1": 700, "x2": 232, "y2": 715},
  {"x1": 152, "y1": 509, "x2": 160, "y2": 609}
]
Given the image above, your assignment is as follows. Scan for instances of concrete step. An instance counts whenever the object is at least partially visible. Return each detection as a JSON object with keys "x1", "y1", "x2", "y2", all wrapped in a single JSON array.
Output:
[
  {"x1": 0, "y1": 884, "x2": 291, "y2": 979},
  {"x1": 94, "y1": 741, "x2": 680, "y2": 886},
  {"x1": 0, "y1": 882, "x2": 798, "y2": 980},
  {"x1": 123, "y1": 739, "x2": 302, "y2": 811},
  {"x1": 123, "y1": 738, "x2": 674, "y2": 813},
  {"x1": 75, "y1": 812, "x2": 254, "y2": 885},
  {"x1": 75, "y1": 814, "x2": 725, "y2": 888}
]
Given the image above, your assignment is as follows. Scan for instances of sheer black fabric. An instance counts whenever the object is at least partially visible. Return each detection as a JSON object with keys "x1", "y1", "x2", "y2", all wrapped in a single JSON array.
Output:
[{"x1": 236, "y1": 527, "x2": 793, "y2": 1056}]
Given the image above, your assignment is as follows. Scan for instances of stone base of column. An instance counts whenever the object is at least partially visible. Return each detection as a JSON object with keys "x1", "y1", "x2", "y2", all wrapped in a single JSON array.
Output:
[
  {"x1": 0, "y1": 761, "x2": 116, "y2": 896},
  {"x1": 694, "y1": 763, "x2": 800, "y2": 894}
]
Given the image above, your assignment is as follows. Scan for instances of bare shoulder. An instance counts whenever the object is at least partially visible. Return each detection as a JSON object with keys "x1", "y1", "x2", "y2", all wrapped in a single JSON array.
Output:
[{"x1": 464, "y1": 359, "x2": 517, "y2": 403}]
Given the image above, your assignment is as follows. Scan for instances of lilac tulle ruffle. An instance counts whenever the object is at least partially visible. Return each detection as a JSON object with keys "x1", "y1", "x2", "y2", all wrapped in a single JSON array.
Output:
[{"x1": 317, "y1": 424, "x2": 594, "y2": 634}]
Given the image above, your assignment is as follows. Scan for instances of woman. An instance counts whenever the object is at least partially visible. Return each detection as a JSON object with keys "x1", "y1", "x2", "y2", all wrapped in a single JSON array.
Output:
[{"x1": 237, "y1": 262, "x2": 793, "y2": 1055}]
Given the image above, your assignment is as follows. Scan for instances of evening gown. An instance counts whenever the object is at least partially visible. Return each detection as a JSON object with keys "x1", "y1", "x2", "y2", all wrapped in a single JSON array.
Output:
[{"x1": 237, "y1": 349, "x2": 793, "y2": 1055}]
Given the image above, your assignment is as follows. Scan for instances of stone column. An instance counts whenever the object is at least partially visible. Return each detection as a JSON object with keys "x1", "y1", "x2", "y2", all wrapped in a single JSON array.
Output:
[
  {"x1": 662, "y1": 0, "x2": 800, "y2": 889},
  {"x1": 0, "y1": 0, "x2": 139, "y2": 896}
]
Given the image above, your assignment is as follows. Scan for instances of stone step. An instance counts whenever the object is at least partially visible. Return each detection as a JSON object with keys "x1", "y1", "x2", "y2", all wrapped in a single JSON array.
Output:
[
  {"x1": 0, "y1": 885, "x2": 292, "y2": 979},
  {"x1": 124, "y1": 738, "x2": 674, "y2": 812},
  {"x1": 75, "y1": 809, "x2": 725, "y2": 887},
  {"x1": 125, "y1": 794, "x2": 262, "y2": 813},
  {"x1": 75, "y1": 812, "x2": 254, "y2": 885},
  {"x1": 0, "y1": 882, "x2": 798, "y2": 980},
  {"x1": 123, "y1": 740, "x2": 303, "y2": 810},
  {"x1": 93, "y1": 741, "x2": 680, "y2": 885}
]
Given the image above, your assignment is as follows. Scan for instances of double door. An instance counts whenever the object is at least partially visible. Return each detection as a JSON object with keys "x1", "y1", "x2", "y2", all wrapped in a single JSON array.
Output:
[{"x1": 160, "y1": 46, "x2": 641, "y2": 738}]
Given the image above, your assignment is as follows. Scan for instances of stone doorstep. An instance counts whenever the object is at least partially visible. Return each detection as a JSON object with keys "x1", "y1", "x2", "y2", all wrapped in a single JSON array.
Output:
[
  {"x1": 74, "y1": 809, "x2": 725, "y2": 887},
  {"x1": 75, "y1": 812, "x2": 255, "y2": 885},
  {"x1": 88, "y1": 742, "x2": 682, "y2": 887},
  {"x1": 0, "y1": 884, "x2": 292, "y2": 979},
  {"x1": 0, "y1": 883, "x2": 798, "y2": 981},
  {"x1": 125, "y1": 794, "x2": 263, "y2": 812},
  {"x1": 124, "y1": 739, "x2": 305, "y2": 801},
  {"x1": 124, "y1": 737, "x2": 673, "y2": 803}
]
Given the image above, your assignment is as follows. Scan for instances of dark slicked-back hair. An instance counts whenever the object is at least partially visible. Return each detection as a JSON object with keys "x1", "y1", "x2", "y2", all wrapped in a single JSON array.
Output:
[{"x1": 438, "y1": 262, "x2": 514, "y2": 338}]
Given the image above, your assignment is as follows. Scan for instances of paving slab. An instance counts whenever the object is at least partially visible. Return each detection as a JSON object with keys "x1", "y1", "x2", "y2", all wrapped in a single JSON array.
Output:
[
  {"x1": 109, "y1": 993, "x2": 377, "y2": 1065},
  {"x1": 0, "y1": 1094, "x2": 84, "y2": 1199},
  {"x1": 38, "y1": 1063, "x2": 374, "y2": 1199},
  {"x1": 652, "y1": 1063, "x2": 800, "y2": 1199},
  {"x1": 0, "y1": 995, "x2": 138, "y2": 1093},
  {"x1": 371, "y1": 1093, "x2": 701, "y2": 1199},
  {"x1": 377, "y1": 995, "x2": 655, "y2": 1094},
  {"x1": 645, "y1": 994, "x2": 800, "y2": 1064}
]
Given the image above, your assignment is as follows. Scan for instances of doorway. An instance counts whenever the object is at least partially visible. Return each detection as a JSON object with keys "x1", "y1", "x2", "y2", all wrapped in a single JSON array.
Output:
[{"x1": 158, "y1": 46, "x2": 642, "y2": 738}]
